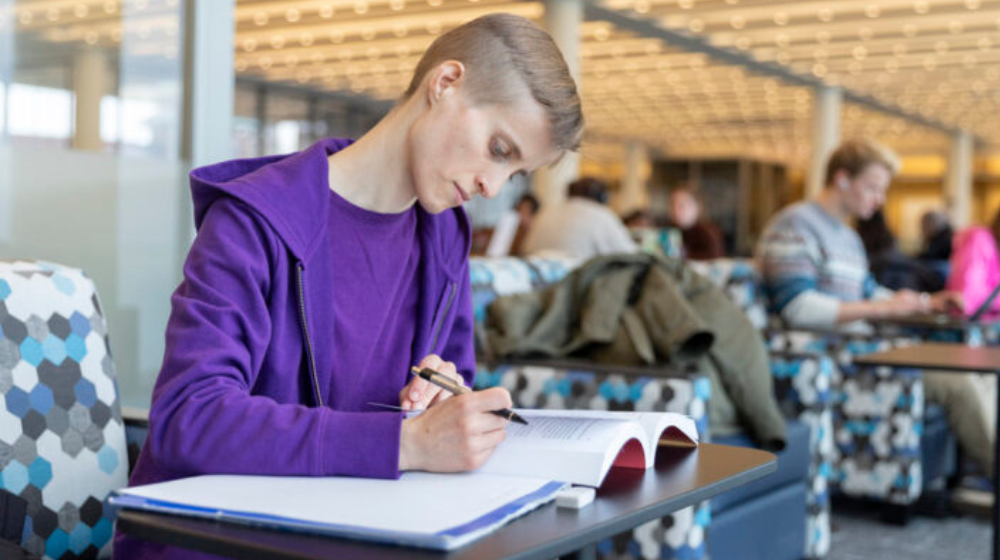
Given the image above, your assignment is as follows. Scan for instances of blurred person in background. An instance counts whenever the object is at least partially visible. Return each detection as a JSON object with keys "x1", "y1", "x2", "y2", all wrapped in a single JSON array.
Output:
[
  {"x1": 917, "y1": 209, "x2": 954, "y2": 288},
  {"x1": 948, "y1": 207, "x2": 1000, "y2": 320},
  {"x1": 521, "y1": 177, "x2": 637, "y2": 259},
  {"x1": 623, "y1": 208, "x2": 655, "y2": 229},
  {"x1": 856, "y1": 209, "x2": 944, "y2": 292},
  {"x1": 919, "y1": 209, "x2": 954, "y2": 261},
  {"x1": 758, "y1": 138, "x2": 993, "y2": 480},
  {"x1": 668, "y1": 185, "x2": 725, "y2": 260},
  {"x1": 508, "y1": 193, "x2": 540, "y2": 256},
  {"x1": 623, "y1": 208, "x2": 666, "y2": 256}
]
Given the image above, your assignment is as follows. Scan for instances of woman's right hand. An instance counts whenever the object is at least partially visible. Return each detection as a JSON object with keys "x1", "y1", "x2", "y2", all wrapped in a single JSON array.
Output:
[{"x1": 398, "y1": 387, "x2": 513, "y2": 472}]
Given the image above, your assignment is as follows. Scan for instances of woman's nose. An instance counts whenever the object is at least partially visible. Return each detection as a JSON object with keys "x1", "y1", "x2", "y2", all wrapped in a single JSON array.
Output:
[{"x1": 476, "y1": 175, "x2": 502, "y2": 199}]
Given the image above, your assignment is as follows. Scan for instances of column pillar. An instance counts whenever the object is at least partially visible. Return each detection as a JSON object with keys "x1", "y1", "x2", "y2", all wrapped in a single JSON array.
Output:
[
  {"x1": 0, "y1": 0, "x2": 13, "y2": 243},
  {"x1": 72, "y1": 49, "x2": 108, "y2": 151},
  {"x1": 806, "y1": 86, "x2": 842, "y2": 198},
  {"x1": 182, "y1": 0, "x2": 235, "y2": 168},
  {"x1": 947, "y1": 130, "x2": 973, "y2": 228},
  {"x1": 617, "y1": 141, "x2": 649, "y2": 214},
  {"x1": 178, "y1": 0, "x2": 235, "y2": 251},
  {"x1": 0, "y1": 0, "x2": 11, "y2": 143},
  {"x1": 534, "y1": 0, "x2": 582, "y2": 207}
]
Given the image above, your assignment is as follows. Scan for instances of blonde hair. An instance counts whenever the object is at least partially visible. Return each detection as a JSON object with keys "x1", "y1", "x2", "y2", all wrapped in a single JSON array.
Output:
[
  {"x1": 824, "y1": 138, "x2": 901, "y2": 186},
  {"x1": 403, "y1": 13, "x2": 583, "y2": 152}
]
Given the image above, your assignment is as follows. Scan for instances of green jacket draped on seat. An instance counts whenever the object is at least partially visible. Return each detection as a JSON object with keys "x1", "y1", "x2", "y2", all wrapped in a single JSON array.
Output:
[{"x1": 483, "y1": 253, "x2": 787, "y2": 450}]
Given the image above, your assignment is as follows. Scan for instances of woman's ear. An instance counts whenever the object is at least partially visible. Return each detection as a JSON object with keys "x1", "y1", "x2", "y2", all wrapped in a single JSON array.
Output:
[{"x1": 426, "y1": 61, "x2": 466, "y2": 105}]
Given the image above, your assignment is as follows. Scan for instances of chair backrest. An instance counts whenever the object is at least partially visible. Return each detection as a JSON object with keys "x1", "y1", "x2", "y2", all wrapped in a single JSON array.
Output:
[
  {"x1": 469, "y1": 255, "x2": 580, "y2": 323},
  {"x1": 687, "y1": 258, "x2": 768, "y2": 331},
  {"x1": 0, "y1": 261, "x2": 128, "y2": 559},
  {"x1": 470, "y1": 255, "x2": 772, "y2": 332}
]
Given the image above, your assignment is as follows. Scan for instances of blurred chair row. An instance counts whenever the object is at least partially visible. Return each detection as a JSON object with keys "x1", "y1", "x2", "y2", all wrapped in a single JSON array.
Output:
[{"x1": 469, "y1": 255, "x2": 831, "y2": 560}]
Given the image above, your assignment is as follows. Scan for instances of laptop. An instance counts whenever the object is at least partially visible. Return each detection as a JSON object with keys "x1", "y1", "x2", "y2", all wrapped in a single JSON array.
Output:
[{"x1": 969, "y1": 281, "x2": 1000, "y2": 322}]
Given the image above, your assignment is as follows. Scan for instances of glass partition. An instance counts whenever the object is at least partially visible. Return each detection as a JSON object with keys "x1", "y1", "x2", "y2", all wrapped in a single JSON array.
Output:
[{"x1": 0, "y1": 0, "x2": 188, "y2": 407}]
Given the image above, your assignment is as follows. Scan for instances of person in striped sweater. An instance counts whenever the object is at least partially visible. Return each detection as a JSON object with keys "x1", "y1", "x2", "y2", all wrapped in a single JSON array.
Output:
[{"x1": 757, "y1": 138, "x2": 993, "y2": 480}]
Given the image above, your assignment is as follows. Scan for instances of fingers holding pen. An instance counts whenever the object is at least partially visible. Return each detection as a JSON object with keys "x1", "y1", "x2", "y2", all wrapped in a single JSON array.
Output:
[
  {"x1": 397, "y1": 387, "x2": 515, "y2": 472},
  {"x1": 400, "y1": 354, "x2": 464, "y2": 410},
  {"x1": 424, "y1": 360, "x2": 463, "y2": 407},
  {"x1": 402, "y1": 354, "x2": 441, "y2": 409}
]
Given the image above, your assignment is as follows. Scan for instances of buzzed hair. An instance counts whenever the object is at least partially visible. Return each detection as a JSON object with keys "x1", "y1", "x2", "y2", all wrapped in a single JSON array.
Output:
[{"x1": 402, "y1": 14, "x2": 583, "y2": 153}]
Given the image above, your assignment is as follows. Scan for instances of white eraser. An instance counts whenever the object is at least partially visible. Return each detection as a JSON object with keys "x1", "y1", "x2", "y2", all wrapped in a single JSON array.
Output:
[{"x1": 556, "y1": 486, "x2": 595, "y2": 509}]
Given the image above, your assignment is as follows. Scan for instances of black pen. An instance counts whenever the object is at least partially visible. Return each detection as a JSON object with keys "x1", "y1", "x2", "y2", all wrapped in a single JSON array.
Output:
[{"x1": 409, "y1": 367, "x2": 528, "y2": 425}]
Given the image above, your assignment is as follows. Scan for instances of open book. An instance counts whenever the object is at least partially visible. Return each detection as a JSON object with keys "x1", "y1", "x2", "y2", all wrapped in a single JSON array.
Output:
[
  {"x1": 476, "y1": 409, "x2": 698, "y2": 487},
  {"x1": 110, "y1": 409, "x2": 696, "y2": 550}
]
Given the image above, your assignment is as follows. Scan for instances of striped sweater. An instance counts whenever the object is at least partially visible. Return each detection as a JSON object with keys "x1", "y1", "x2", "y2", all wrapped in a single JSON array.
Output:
[{"x1": 756, "y1": 201, "x2": 892, "y2": 328}]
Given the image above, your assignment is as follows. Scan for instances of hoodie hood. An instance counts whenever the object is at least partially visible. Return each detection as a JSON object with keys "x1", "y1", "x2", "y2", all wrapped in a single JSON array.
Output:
[{"x1": 188, "y1": 137, "x2": 472, "y2": 278}]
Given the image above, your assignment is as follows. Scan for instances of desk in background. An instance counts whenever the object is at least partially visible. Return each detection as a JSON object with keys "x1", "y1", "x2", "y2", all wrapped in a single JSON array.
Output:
[{"x1": 855, "y1": 343, "x2": 1000, "y2": 560}]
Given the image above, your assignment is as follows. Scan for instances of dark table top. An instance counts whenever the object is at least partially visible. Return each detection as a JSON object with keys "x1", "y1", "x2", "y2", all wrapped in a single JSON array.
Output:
[
  {"x1": 117, "y1": 443, "x2": 776, "y2": 560},
  {"x1": 866, "y1": 314, "x2": 1000, "y2": 334},
  {"x1": 853, "y1": 342, "x2": 1000, "y2": 373},
  {"x1": 871, "y1": 315, "x2": 991, "y2": 330}
]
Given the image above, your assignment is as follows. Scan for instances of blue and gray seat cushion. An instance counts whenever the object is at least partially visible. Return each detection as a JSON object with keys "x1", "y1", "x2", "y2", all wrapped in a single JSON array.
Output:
[{"x1": 0, "y1": 261, "x2": 128, "y2": 559}]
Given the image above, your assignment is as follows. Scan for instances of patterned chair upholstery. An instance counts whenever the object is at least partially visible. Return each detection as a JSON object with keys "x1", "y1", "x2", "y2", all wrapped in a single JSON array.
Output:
[
  {"x1": 470, "y1": 256, "x2": 712, "y2": 560},
  {"x1": 0, "y1": 261, "x2": 136, "y2": 560},
  {"x1": 769, "y1": 331, "x2": 927, "y2": 507},
  {"x1": 689, "y1": 259, "x2": 833, "y2": 559},
  {"x1": 694, "y1": 259, "x2": 961, "y2": 520}
]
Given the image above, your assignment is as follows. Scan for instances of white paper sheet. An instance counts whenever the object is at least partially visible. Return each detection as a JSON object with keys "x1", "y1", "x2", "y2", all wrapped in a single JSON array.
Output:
[{"x1": 112, "y1": 471, "x2": 565, "y2": 550}]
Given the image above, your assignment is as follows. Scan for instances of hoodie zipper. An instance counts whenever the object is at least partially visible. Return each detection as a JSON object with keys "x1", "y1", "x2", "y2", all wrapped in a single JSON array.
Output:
[
  {"x1": 429, "y1": 282, "x2": 457, "y2": 354},
  {"x1": 296, "y1": 262, "x2": 324, "y2": 408}
]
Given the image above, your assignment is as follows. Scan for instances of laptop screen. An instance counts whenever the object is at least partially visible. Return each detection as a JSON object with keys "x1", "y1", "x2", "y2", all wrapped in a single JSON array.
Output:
[{"x1": 969, "y1": 282, "x2": 1000, "y2": 322}]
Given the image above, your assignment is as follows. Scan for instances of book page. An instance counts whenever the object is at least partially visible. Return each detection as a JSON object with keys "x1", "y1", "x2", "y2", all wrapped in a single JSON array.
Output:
[
  {"x1": 477, "y1": 410, "x2": 646, "y2": 487},
  {"x1": 508, "y1": 409, "x2": 698, "y2": 447},
  {"x1": 483, "y1": 409, "x2": 697, "y2": 472}
]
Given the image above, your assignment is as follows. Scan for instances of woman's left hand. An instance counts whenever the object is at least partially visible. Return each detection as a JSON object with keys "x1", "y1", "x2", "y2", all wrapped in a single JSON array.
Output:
[
  {"x1": 929, "y1": 290, "x2": 965, "y2": 314},
  {"x1": 399, "y1": 354, "x2": 465, "y2": 411}
]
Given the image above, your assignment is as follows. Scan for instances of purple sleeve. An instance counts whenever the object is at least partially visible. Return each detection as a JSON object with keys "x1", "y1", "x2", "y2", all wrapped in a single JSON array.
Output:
[
  {"x1": 148, "y1": 199, "x2": 403, "y2": 479},
  {"x1": 442, "y1": 263, "x2": 478, "y2": 388}
]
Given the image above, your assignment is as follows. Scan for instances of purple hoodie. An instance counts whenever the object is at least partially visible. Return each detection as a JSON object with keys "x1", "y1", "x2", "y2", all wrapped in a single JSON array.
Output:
[{"x1": 113, "y1": 138, "x2": 476, "y2": 559}]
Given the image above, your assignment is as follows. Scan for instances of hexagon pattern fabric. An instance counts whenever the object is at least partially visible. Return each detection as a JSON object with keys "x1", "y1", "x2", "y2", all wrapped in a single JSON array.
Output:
[
  {"x1": 0, "y1": 261, "x2": 127, "y2": 559},
  {"x1": 695, "y1": 258, "x2": 834, "y2": 559}
]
